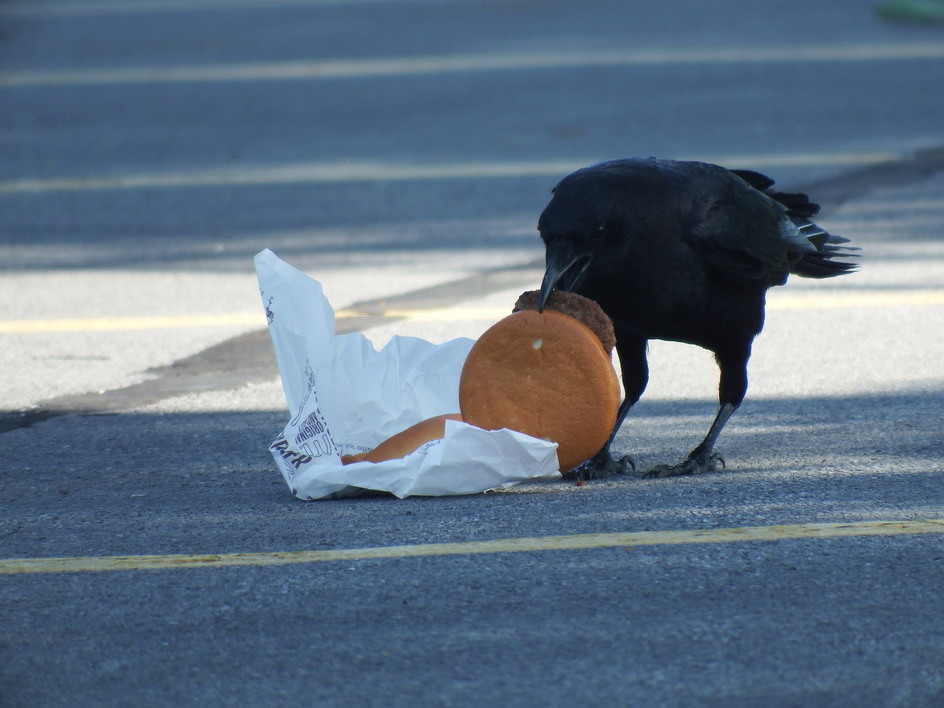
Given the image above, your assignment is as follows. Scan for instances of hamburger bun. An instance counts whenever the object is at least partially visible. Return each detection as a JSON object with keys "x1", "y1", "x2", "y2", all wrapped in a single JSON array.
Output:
[
  {"x1": 341, "y1": 413, "x2": 463, "y2": 464},
  {"x1": 458, "y1": 299, "x2": 620, "y2": 472}
]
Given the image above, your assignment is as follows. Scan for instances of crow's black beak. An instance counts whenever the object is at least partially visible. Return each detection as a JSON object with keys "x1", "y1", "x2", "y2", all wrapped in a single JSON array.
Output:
[{"x1": 538, "y1": 245, "x2": 592, "y2": 312}]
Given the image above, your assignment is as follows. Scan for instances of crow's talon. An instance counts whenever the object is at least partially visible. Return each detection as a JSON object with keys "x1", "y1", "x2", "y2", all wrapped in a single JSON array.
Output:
[
  {"x1": 563, "y1": 451, "x2": 637, "y2": 481},
  {"x1": 644, "y1": 452, "x2": 725, "y2": 479}
]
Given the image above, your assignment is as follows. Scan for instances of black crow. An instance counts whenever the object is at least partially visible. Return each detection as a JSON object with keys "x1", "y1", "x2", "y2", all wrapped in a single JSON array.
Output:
[{"x1": 537, "y1": 158, "x2": 858, "y2": 479}]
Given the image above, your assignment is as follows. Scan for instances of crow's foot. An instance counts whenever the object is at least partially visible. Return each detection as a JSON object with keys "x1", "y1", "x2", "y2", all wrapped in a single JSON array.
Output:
[
  {"x1": 563, "y1": 449, "x2": 638, "y2": 481},
  {"x1": 644, "y1": 452, "x2": 725, "y2": 479}
]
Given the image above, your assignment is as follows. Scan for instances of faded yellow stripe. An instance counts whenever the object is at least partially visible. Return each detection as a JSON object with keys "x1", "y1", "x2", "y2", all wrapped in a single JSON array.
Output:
[
  {"x1": 2, "y1": 43, "x2": 943, "y2": 88},
  {"x1": 2, "y1": 519, "x2": 942, "y2": 576},
  {"x1": 353, "y1": 291, "x2": 944, "y2": 319},
  {"x1": 0, "y1": 312, "x2": 264, "y2": 333},
  {"x1": 339, "y1": 307, "x2": 510, "y2": 322},
  {"x1": 2, "y1": 290, "x2": 941, "y2": 334},
  {"x1": 768, "y1": 290, "x2": 944, "y2": 310},
  {"x1": 0, "y1": 151, "x2": 895, "y2": 194}
]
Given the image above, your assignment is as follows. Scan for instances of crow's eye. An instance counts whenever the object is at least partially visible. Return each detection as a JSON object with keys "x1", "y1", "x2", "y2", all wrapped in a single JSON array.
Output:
[{"x1": 592, "y1": 224, "x2": 608, "y2": 241}]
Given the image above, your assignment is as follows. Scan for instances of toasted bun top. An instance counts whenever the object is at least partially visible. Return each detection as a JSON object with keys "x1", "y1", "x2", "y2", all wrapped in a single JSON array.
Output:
[
  {"x1": 458, "y1": 308, "x2": 620, "y2": 472},
  {"x1": 512, "y1": 290, "x2": 616, "y2": 355}
]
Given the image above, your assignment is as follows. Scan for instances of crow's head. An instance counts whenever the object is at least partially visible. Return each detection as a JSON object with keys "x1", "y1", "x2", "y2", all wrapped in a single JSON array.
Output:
[{"x1": 537, "y1": 163, "x2": 632, "y2": 311}]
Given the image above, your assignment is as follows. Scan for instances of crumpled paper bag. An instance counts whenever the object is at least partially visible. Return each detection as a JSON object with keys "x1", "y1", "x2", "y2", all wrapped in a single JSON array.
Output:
[{"x1": 254, "y1": 249, "x2": 561, "y2": 500}]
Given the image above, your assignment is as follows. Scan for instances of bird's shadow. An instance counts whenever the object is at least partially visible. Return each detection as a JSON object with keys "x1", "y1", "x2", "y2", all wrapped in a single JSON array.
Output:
[{"x1": 609, "y1": 388, "x2": 942, "y2": 474}]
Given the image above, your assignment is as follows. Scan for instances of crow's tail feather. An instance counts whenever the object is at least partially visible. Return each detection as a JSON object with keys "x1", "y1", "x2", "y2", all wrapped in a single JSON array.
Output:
[
  {"x1": 792, "y1": 220, "x2": 860, "y2": 278},
  {"x1": 732, "y1": 168, "x2": 859, "y2": 278}
]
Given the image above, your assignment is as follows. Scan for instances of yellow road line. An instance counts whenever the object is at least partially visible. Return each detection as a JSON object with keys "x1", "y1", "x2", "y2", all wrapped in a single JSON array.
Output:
[
  {"x1": 357, "y1": 291, "x2": 944, "y2": 318},
  {"x1": 1, "y1": 0, "x2": 374, "y2": 16},
  {"x1": 0, "y1": 312, "x2": 264, "y2": 334},
  {"x1": 0, "y1": 151, "x2": 895, "y2": 194},
  {"x1": 2, "y1": 290, "x2": 941, "y2": 334},
  {"x1": 340, "y1": 307, "x2": 509, "y2": 322},
  {"x1": 767, "y1": 290, "x2": 944, "y2": 310},
  {"x1": 2, "y1": 43, "x2": 943, "y2": 88},
  {"x1": 2, "y1": 519, "x2": 942, "y2": 576}
]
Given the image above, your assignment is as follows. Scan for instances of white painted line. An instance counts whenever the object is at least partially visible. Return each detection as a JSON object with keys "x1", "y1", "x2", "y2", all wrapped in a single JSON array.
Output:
[
  {"x1": 2, "y1": 43, "x2": 942, "y2": 88},
  {"x1": 1, "y1": 0, "x2": 433, "y2": 17},
  {"x1": 0, "y1": 151, "x2": 897, "y2": 194}
]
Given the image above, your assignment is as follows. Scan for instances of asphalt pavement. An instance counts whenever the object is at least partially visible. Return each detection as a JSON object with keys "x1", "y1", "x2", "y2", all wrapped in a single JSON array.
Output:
[{"x1": 1, "y1": 1, "x2": 944, "y2": 706}]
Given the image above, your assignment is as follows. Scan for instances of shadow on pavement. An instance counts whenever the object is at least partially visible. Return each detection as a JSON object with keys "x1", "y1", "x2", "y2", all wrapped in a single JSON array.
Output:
[{"x1": 2, "y1": 387, "x2": 941, "y2": 559}]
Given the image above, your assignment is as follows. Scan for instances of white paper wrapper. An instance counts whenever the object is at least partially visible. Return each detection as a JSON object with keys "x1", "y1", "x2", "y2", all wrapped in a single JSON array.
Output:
[{"x1": 254, "y1": 249, "x2": 561, "y2": 499}]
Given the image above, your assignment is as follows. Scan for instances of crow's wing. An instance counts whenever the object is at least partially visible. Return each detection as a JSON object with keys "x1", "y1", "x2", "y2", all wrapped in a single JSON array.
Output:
[{"x1": 685, "y1": 169, "x2": 823, "y2": 286}]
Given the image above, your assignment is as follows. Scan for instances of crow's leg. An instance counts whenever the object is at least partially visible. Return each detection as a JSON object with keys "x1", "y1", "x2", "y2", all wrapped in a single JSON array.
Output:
[
  {"x1": 565, "y1": 334, "x2": 648, "y2": 480},
  {"x1": 645, "y1": 402, "x2": 736, "y2": 478},
  {"x1": 645, "y1": 343, "x2": 750, "y2": 478}
]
